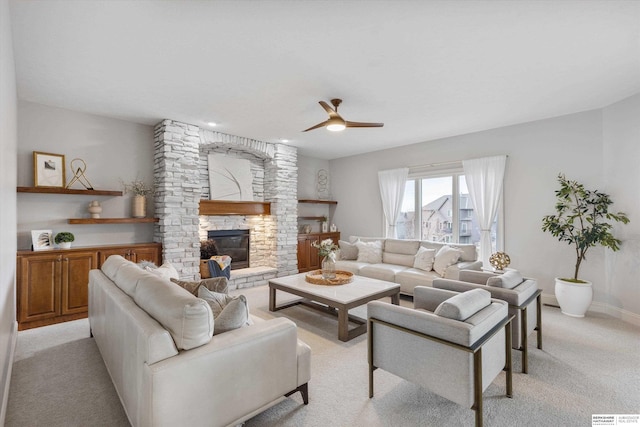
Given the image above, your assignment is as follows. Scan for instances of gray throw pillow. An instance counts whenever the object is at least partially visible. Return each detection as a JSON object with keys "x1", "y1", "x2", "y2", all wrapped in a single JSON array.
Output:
[
  {"x1": 338, "y1": 240, "x2": 358, "y2": 260},
  {"x1": 171, "y1": 277, "x2": 228, "y2": 296},
  {"x1": 197, "y1": 286, "x2": 249, "y2": 334},
  {"x1": 434, "y1": 289, "x2": 491, "y2": 321}
]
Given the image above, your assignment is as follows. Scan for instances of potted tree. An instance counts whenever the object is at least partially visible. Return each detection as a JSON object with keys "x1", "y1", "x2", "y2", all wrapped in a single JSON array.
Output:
[
  {"x1": 542, "y1": 173, "x2": 629, "y2": 317},
  {"x1": 54, "y1": 232, "x2": 75, "y2": 249}
]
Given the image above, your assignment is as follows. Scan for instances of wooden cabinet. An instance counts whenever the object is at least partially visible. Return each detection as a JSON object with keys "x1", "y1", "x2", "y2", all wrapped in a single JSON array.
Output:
[
  {"x1": 17, "y1": 243, "x2": 162, "y2": 330},
  {"x1": 297, "y1": 232, "x2": 340, "y2": 273},
  {"x1": 97, "y1": 243, "x2": 161, "y2": 265}
]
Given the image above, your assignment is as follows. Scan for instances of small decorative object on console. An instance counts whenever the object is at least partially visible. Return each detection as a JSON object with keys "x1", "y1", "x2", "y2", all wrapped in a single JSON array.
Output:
[
  {"x1": 88, "y1": 200, "x2": 102, "y2": 218},
  {"x1": 31, "y1": 229, "x2": 53, "y2": 251},
  {"x1": 489, "y1": 252, "x2": 511, "y2": 271}
]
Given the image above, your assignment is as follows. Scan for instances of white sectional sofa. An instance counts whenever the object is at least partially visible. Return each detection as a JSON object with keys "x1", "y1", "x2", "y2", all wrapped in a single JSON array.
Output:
[
  {"x1": 335, "y1": 236, "x2": 482, "y2": 295},
  {"x1": 89, "y1": 255, "x2": 310, "y2": 427}
]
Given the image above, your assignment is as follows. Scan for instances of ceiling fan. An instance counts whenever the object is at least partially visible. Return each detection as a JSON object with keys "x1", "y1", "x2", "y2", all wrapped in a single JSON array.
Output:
[{"x1": 303, "y1": 99, "x2": 384, "y2": 132}]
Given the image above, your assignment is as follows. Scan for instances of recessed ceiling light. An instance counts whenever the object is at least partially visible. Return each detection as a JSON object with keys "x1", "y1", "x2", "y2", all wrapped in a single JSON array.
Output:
[
  {"x1": 280, "y1": 138, "x2": 290, "y2": 143},
  {"x1": 207, "y1": 122, "x2": 217, "y2": 127}
]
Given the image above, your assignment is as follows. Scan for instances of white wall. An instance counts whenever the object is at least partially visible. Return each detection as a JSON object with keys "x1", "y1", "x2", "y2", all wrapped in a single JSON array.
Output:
[
  {"x1": 16, "y1": 101, "x2": 155, "y2": 249},
  {"x1": 330, "y1": 110, "x2": 625, "y2": 313},
  {"x1": 0, "y1": 0, "x2": 18, "y2": 421},
  {"x1": 603, "y1": 93, "x2": 640, "y2": 319}
]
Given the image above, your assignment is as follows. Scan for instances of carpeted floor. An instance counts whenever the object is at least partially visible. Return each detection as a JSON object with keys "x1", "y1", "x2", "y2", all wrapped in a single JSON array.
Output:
[{"x1": 6, "y1": 285, "x2": 640, "y2": 426}]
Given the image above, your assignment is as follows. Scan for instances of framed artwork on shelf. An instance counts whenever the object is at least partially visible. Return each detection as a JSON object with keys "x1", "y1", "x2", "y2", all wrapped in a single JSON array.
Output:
[
  {"x1": 31, "y1": 229, "x2": 53, "y2": 251},
  {"x1": 33, "y1": 151, "x2": 66, "y2": 188}
]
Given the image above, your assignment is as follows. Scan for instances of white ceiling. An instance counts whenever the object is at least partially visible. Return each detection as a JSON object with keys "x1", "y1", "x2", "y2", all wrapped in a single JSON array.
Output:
[{"x1": 9, "y1": 1, "x2": 640, "y2": 160}]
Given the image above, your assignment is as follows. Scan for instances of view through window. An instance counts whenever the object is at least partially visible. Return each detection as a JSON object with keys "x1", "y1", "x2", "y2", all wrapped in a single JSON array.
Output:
[{"x1": 395, "y1": 172, "x2": 498, "y2": 253}]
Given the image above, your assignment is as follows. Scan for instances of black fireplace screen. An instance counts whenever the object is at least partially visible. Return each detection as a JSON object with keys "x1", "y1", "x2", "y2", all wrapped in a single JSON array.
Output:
[{"x1": 207, "y1": 229, "x2": 250, "y2": 270}]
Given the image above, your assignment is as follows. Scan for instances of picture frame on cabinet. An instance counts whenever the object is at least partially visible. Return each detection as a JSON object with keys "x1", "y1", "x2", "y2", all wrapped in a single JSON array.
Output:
[
  {"x1": 33, "y1": 151, "x2": 66, "y2": 188},
  {"x1": 31, "y1": 229, "x2": 53, "y2": 251}
]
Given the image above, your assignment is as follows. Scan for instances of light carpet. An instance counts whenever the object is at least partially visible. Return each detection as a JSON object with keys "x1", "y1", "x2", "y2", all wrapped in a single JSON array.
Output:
[{"x1": 6, "y1": 285, "x2": 640, "y2": 426}]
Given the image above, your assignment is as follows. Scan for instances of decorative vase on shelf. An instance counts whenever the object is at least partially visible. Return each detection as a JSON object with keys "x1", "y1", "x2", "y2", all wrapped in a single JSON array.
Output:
[
  {"x1": 88, "y1": 200, "x2": 102, "y2": 218},
  {"x1": 321, "y1": 252, "x2": 337, "y2": 280},
  {"x1": 132, "y1": 195, "x2": 146, "y2": 218}
]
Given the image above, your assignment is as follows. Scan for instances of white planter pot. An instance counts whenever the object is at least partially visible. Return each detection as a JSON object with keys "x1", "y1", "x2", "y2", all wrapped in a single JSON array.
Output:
[
  {"x1": 554, "y1": 277, "x2": 593, "y2": 317},
  {"x1": 58, "y1": 242, "x2": 72, "y2": 249}
]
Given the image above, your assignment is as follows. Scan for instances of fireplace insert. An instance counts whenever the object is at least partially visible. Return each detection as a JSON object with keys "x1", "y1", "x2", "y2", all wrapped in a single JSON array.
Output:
[{"x1": 207, "y1": 229, "x2": 250, "y2": 270}]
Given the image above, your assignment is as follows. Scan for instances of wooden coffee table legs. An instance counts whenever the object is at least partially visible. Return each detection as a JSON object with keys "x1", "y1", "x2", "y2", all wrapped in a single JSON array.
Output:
[{"x1": 269, "y1": 284, "x2": 400, "y2": 342}]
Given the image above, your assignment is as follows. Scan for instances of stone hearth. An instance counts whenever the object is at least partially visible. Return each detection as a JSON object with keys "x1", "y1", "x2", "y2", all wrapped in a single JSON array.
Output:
[{"x1": 153, "y1": 120, "x2": 298, "y2": 288}]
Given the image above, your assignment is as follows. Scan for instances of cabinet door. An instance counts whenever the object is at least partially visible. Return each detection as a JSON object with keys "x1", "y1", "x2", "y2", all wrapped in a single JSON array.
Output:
[
  {"x1": 18, "y1": 254, "x2": 61, "y2": 323},
  {"x1": 297, "y1": 234, "x2": 321, "y2": 273},
  {"x1": 61, "y1": 251, "x2": 98, "y2": 315},
  {"x1": 98, "y1": 248, "x2": 132, "y2": 264},
  {"x1": 131, "y1": 246, "x2": 161, "y2": 265}
]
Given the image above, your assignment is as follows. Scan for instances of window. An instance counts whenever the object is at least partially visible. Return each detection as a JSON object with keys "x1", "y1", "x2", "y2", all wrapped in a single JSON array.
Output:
[{"x1": 394, "y1": 168, "x2": 500, "y2": 253}]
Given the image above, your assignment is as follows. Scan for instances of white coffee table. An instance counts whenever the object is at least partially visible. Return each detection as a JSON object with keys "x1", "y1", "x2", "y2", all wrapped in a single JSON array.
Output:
[{"x1": 269, "y1": 273, "x2": 400, "y2": 342}]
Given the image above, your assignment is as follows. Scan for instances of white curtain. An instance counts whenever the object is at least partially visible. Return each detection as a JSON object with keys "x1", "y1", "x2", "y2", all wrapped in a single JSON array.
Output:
[
  {"x1": 463, "y1": 155, "x2": 507, "y2": 268},
  {"x1": 378, "y1": 168, "x2": 409, "y2": 238}
]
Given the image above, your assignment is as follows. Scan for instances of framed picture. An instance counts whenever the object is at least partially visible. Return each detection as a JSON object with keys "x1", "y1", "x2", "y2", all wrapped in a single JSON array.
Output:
[
  {"x1": 31, "y1": 229, "x2": 53, "y2": 251},
  {"x1": 33, "y1": 151, "x2": 66, "y2": 188}
]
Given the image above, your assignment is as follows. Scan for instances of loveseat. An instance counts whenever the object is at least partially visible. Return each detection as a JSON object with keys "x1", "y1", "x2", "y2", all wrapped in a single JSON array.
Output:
[
  {"x1": 335, "y1": 236, "x2": 482, "y2": 295},
  {"x1": 88, "y1": 255, "x2": 311, "y2": 427}
]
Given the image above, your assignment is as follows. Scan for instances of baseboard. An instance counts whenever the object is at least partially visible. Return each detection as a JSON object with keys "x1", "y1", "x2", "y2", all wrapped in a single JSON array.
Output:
[
  {"x1": 542, "y1": 293, "x2": 640, "y2": 327},
  {"x1": 0, "y1": 321, "x2": 18, "y2": 425}
]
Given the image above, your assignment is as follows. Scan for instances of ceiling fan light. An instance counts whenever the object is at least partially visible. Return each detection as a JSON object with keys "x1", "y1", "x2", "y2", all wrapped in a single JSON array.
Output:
[{"x1": 326, "y1": 118, "x2": 346, "y2": 132}]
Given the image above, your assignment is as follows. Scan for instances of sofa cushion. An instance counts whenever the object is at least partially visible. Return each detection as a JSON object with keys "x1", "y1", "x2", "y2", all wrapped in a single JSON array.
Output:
[
  {"x1": 134, "y1": 275, "x2": 213, "y2": 350},
  {"x1": 395, "y1": 268, "x2": 440, "y2": 294},
  {"x1": 170, "y1": 277, "x2": 228, "y2": 296},
  {"x1": 382, "y1": 252, "x2": 415, "y2": 267},
  {"x1": 356, "y1": 240, "x2": 383, "y2": 263},
  {"x1": 433, "y1": 245, "x2": 462, "y2": 276},
  {"x1": 448, "y1": 243, "x2": 477, "y2": 262},
  {"x1": 145, "y1": 262, "x2": 179, "y2": 280},
  {"x1": 413, "y1": 246, "x2": 436, "y2": 271},
  {"x1": 334, "y1": 260, "x2": 368, "y2": 275},
  {"x1": 434, "y1": 289, "x2": 491, "y2": 321},
  {"x1": 104, "y1": 256, "x2": 148, "y2": 297},
  {"x1": 487, "y1": 270, "x2": 524, "y2": 289},
  {"x1": 384, "y1": 239, "x2": 420, "y2": 255},
  {"x1": 359, "y1": 263, "x2": 409, "y2": 282},
  {"x1": 338, "y1": 240, "x2": 358, "y2": 260},
  {"x1": 198, "y1": 287, "x2": 250, "y2": 334}
]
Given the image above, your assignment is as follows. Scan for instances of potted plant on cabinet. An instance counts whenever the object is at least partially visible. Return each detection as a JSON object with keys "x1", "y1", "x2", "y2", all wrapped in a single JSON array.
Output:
[
  {"x1": 542, "y1": 173, "x2": 629, "y2": 317},
  {"x1": 200, "y1": 239, "x2": 219, "y2": 278},
  {"x1": 54, "y1": 232, "x2": 75, "y2": 249}
]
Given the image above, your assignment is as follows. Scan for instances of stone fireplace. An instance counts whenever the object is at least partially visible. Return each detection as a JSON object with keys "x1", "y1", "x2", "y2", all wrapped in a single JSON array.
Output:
[
  {"x1": 207, "y1": 229, "x2": 250, "y2": 270},
  {"x1": 153, "y1": 120, "x2": 298, "y2": 288}
]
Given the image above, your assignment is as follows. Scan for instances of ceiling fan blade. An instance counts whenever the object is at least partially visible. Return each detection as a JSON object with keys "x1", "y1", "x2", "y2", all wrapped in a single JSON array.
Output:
[
  {"x1": 319, "y1": 101, "x2": 340, "y2": 118},
  {"x1": 345, "y1": 121, "x2": 384, "y2": 128},
  {"x1": 302, "y1": 120, "x2": 330, "y2": 132}
]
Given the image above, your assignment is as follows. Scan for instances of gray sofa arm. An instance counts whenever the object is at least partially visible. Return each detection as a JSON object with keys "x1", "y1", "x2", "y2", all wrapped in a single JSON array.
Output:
[
  {"x1": 434, "y1": 277, "x2": 538, "y2": 307},
  {"x1": 444, "y1": 260, "x2": 482, "y2": 280}
]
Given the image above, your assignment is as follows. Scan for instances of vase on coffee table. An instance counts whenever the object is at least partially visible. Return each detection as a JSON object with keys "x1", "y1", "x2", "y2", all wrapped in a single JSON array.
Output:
[{"x1": 322, "y1": 253, "x2": 336, "y2": 280}]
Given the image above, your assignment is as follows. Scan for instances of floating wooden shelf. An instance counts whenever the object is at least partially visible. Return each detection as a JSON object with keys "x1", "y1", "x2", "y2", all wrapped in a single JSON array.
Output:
[
  {"x1": 298, "y1": 199, "x2": 337, "y2": 205},
  {"x1": 18, "y1": 186, "x2": 122, "y2": 196},
  {"x1": 199, "y1": 200, "x2": 271, "y2": 216},
  {"x1": 67, "y1": 218, "x2": 159, "y2": 224},
  {"x1": 298, "y1": 216, "x2": 326, "y2": 221}
]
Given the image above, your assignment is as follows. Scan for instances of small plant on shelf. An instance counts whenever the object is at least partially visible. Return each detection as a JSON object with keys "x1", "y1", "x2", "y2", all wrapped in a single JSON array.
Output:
[
  {"x1": 54, "y1": 232, "x2": 75, "y2": 244},
  {"x1": 121, "y1": 178, "x2": 155, "y2": 196}
]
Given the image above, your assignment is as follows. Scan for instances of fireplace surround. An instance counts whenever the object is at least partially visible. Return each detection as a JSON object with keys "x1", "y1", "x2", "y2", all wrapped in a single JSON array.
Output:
[{"x1": 153, "y1": 120, "x2": 299, "y2": 285}]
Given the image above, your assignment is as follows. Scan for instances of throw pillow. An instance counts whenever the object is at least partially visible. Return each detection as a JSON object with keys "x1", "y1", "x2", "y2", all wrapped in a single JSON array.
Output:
[
  {"x1": 487, "y1": 270, "x2": 524, "y2": 289},
  {"x1": 170, "y1": 277, "x2": 229, "y2": 296},
  {"x1": 433, "y1": 245, "x2": 462, "y2": 276},
  {"x1": 145, "y1": 262, "x2": 179, "y2": 280},
  {"x1": 413, "y1": 246, "x2": 436, "y2": 271},
  {"x1": 356, "y1": 240, "x2": 383, "y2": 264},
  {"x1": 434, "y1": 289, "x2": 491, "y2": 321},
  {"x1": 197, "y1": 286, "x2": 250, "y2": 334},
  {"x1": 338, "y1": 240, "x2": 358, "y2": 260}
]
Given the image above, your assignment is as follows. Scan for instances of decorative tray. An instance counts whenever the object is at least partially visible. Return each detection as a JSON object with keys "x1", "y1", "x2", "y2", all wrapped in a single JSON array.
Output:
[{"x1": 305, "y1": 270, "x2": 354, "y2": 286}]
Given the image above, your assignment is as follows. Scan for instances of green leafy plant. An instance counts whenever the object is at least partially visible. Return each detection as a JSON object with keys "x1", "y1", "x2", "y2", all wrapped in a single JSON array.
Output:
[
  {"x1": 54, "y1": 232, "x2": 75, "y2": 244},
  {"x1": 541, "y1": 173, "x2": 629, "y2": 282}
]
